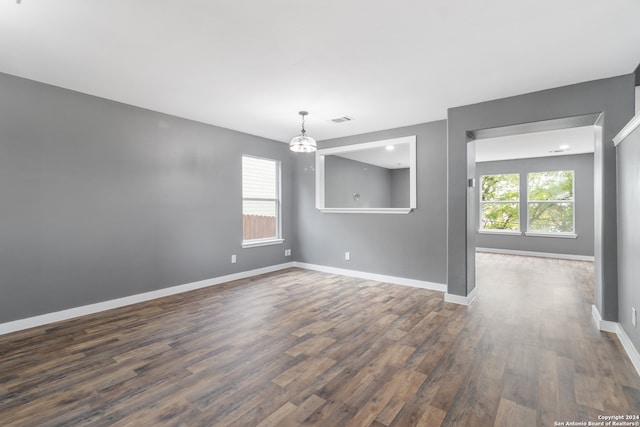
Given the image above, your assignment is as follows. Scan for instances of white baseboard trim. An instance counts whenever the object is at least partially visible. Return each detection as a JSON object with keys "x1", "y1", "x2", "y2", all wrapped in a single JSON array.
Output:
[
  {"x1": 592, "y1": 305, "x2": 640, "y2": 376},
  {"x1": 616, "y1": 323, "x2": 640, "y2": 377},
  {"x1": 0, "y1": 262, "x2": 295, "y2": 336},
  {"x1": 292, "y1": 262, "x2": 447, "y2": 293},
  {"x1": 591, "y1": 304, "x2": 617, "y2": 332},
  {"x1": 476, "y1": 247, "x2": 595, "y2": 262},
  {"x1": 444, "y1": 287, "x2": 479, "y2": 306}
]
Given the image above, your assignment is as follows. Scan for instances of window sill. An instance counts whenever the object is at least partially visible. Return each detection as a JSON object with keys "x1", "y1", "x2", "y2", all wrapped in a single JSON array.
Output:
[
  {"x1": 524, "y1": 232, "x2": 577, "y2": 239},
  {"x1": 318, "y1": 208, "x2": 414, "y2": 214},
  {"x1": 478, "y1": 229, "x2": 522, "y2": 236},
  {"x1": 241, "y1": 238, "x2": 285, "y2": 248}
]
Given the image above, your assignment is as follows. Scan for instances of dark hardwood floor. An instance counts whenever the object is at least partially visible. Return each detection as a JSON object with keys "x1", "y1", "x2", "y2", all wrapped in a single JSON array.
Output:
[{"x1": 1, "y1": 254, "x2": 639, "y2": 426}]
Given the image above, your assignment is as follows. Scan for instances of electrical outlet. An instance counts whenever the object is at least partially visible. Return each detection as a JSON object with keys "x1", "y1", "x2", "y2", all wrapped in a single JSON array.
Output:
[
  {"x1": 633, "y1": 307, "x2": 637, "y2": 327},
  {"x1": 345, "y1": 251, "x2": 351, "y2": 261},
  {"x1": 231, "y1": 254, "x2": 237, "y2": 264},
  {"x1": 284, "y1": 249, "x2": 291, "y2": 257}
]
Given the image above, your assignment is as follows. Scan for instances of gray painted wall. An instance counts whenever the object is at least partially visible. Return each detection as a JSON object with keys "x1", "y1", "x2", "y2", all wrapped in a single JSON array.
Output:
[
  {"x1": 324, "y1": 156, "x2": 410, "y2": 208},
  {"x1": 294, "y1": 122, "x2": 447, "y2": 284},
  {"x1": 475, "y1": 154, "x2": 594, "y2": 256},
  {"x1": 325, "y1": 156, "x2": 392, "y2": 208},
  {"x1": 616, "y1": 122, "x2": 640, "y2": 353},
  {"x1": 0, "y1": 72, "x2": 293, "y2": 323},
  {"x1": 390, "y1": 168, "x2": 410, "y2": 208},
  {"x1": 2, "y1": 68, "x2": 635, "y2": 327},
  {"x1": 448, "y1": 75, "x2": 635, "y2": 323}
]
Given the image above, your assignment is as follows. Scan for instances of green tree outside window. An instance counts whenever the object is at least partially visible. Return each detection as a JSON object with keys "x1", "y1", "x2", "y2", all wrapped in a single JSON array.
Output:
[
  {"x1": 480, "y1": 173, "x2": 520, "y2": 230},
  {"x1": 527, "y1": 171, "x2": 574, "y2": 233}
]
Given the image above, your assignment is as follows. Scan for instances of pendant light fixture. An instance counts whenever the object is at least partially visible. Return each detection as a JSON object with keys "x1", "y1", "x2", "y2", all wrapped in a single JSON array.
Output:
[{"x1": 289, "y1": 111, "x2": 317, "y2": 153}]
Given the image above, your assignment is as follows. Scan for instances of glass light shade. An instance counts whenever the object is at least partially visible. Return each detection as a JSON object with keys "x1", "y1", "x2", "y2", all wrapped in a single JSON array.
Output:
[{"x1": 289, "y1": 134, "x2": 317, "y2": 152}]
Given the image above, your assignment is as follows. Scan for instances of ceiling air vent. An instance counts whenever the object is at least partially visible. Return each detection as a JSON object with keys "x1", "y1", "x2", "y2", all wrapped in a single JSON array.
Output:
[{"x1": 329, "y1": 116, "x2": 354, "y2": 124}]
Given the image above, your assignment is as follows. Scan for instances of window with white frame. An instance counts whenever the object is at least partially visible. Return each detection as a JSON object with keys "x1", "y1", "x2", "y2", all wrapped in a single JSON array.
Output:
[
  {"x1": 480, "y1": 173, "x2": 520, "y2": 231},
  {"x1": 242, "y1": 155, "x2": 282, "y2": 247},
  {"x1": 527, "y1": 170, "x2": 574, "y2": 234}
]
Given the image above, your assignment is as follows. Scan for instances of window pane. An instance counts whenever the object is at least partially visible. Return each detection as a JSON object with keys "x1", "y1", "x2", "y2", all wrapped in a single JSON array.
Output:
[
  {"x1": 242, "y1": 156, "x2": 277, "y2": 199},
  {"x1": 528, "y1": 171, "x2": 573, "y2": 201},
  {"x1": 243, "y1": 200, "x2": 277, "y2": 240},
  {"x1": 481, "y1": 174, "x2": 519, "y2": 201},
  {"x1": 528, "y1": 202, "x2": 574, "y2": 233},
  {"x1": 481, "y1": 203, "x2": 520, "y2": 230}
]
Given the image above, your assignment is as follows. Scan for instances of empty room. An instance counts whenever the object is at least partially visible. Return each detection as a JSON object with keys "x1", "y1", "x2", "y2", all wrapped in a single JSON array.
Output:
[{"x1": 1, "y1": 1, "x2": 640, "y2": 426}]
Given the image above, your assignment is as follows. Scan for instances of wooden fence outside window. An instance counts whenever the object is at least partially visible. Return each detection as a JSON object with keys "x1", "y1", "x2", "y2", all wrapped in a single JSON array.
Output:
[{"x1": 243, "y1": 214, "x2": 276, "y2": 240}]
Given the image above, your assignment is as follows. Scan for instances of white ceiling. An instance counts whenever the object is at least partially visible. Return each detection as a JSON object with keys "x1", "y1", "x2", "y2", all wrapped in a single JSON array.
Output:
[
  {"x1": 475, "y1": 126, "x2": 595, "y2": 162},
  {"x1": 1, "y1": 1, "x2": 638, "y2": 143},
  {"x1": 334, "y1": 143, "x2": 411, "y2": 170}
]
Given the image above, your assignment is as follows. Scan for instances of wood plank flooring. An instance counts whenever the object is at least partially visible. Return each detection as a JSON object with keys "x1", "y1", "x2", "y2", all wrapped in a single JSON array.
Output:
[{"x1": 1, "y1": 253, "x2": 639, "y2": 426}]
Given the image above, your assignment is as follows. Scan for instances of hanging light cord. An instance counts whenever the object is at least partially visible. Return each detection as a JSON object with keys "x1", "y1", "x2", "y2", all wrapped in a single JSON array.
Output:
[{"x1": 301, "y1": 114, "x2": 307, "y2": 136}]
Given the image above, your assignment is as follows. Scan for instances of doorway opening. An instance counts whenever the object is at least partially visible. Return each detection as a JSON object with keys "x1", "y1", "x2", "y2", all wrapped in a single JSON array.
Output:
[{"x1": 467, "y1": 114, "x2": 602, "y2": 306}]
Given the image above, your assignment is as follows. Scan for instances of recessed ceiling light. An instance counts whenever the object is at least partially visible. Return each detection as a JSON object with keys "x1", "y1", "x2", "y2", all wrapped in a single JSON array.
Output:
[
  {"x1": 559, "y1": 144, "x2": 570, "y2": 150},
  {"x1": 385, "y1": 145, "x2": 395, "y2": 151}
]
